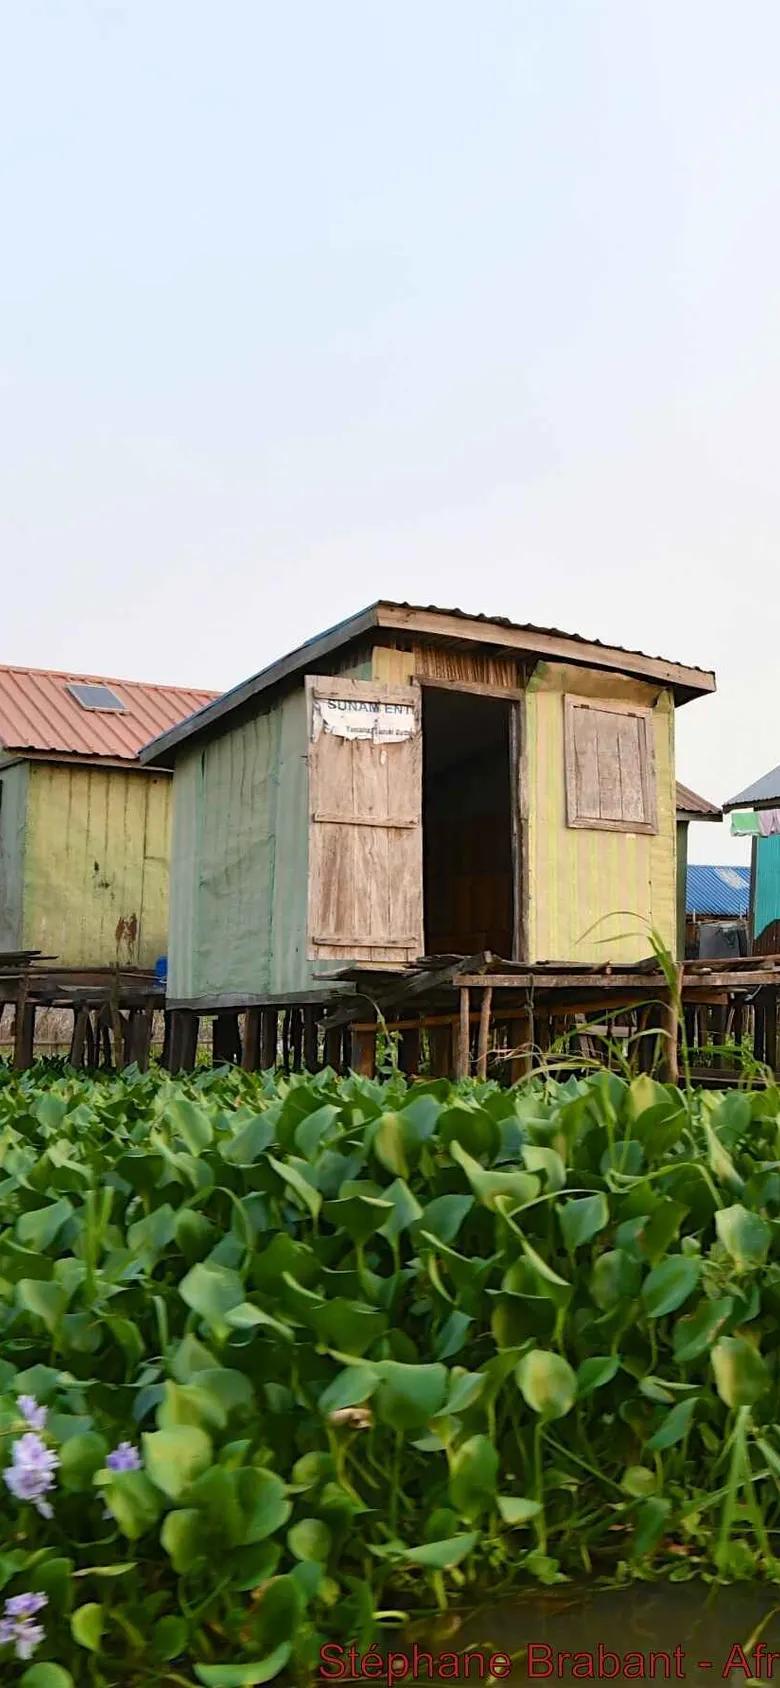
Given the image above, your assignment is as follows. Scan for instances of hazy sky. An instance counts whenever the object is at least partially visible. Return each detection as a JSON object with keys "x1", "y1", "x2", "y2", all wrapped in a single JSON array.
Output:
[{"x1": 3, "y1": 1, "x2": 778, "y2": 865}]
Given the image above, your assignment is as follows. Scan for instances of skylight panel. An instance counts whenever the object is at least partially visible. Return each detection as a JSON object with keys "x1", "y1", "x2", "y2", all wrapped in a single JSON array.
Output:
[{"x1": 67, "y1": 682, "x2": 126, "y2": 712}]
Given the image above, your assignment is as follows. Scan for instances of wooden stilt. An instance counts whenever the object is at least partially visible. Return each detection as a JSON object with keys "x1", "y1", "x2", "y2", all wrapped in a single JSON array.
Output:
[
  {"x1": 260, "y1": 1008, "x2": 278, "y2": 1070},
  {"x1": 213, "y1": 1013, "x2": 241, "y2": 1065},
  {"x1": 324, "y1": 1024, "x2": 343, "y2": 1072},
  {"x1": 398, "y1": 1023, "x2": 421, "y2": 1077},
  {"x1": 303, "y1": 1005, "x2": 319, "y2": 1072},
  {"x1": 84, "y1": 1013, "x2": 97, "y2": 1069},
  {"x1": 476, "y1": 987, "x2": 493, "y2": 1080},
  {"x1": 428, "y1": 1023, "x2": 453, "y2": 1077},
  {"x1": 69, "y1": 1006, "x2": 89, "y2": 1068},
  {"x1": 13, "y1": 1002, "x2": 36, "y2": 1070},
  {"x1": 658, "y1": 986, "x2": 680, "y2": 1086},
  {"x1": 281, "y1": 1009, "x2": 292, "y2": 1074},
  {"x1": 136, "y1": 1007, "x2": 153, "y2": 1072},
  {"x1": 169, "y1": 1011, "x2": 198, "y2": 1073},
  {"x1": 291, "y1": 1008, "x2": 303, "y2": 1073},
  {"x1": 455, "y1": 987, "x2": 471, "y2": 1081},
  {"x1": 507, "y1": 1006, "x2": 533, "y2": 1085},
  {"x1": 160, "y1": 1011, "x2": 173, "y2": 1071},
  {"x1": 242, "y1": 1008, "x2": 262, "y2": 1072},
  {"x1": 763, "y1": 987, "x2": 778, "y2": 1076},
  {"x1": 350, "y1": 1021, "x2": 376, "y2": 1077}
]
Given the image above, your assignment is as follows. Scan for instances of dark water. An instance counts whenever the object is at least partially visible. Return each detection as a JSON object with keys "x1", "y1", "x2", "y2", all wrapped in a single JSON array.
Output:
[{"x1": 405, "y1": 1584, "x2": 780, "y2": 1685}]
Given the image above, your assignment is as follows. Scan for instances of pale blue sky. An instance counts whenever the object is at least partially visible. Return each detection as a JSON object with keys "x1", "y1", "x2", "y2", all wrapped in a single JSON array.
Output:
[{"x1": 3, "y1": 1, "x2": 779, "y2": 863}]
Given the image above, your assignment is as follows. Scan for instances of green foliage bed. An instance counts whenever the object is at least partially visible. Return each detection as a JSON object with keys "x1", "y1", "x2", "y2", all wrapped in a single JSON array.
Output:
[{"x1": 0, "y1": 1058, "x2": 779, "y2": 1682}]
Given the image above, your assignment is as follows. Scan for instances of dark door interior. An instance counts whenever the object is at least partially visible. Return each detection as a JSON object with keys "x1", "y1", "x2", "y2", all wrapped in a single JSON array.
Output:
[{"x1": 422, "y1": 687, "x2": 514, "y2": 959}]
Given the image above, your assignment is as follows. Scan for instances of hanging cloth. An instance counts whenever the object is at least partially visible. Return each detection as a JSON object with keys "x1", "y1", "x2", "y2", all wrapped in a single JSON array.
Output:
[{"x1": 730, "y1": 812, "x2": 760, "y2": 835}]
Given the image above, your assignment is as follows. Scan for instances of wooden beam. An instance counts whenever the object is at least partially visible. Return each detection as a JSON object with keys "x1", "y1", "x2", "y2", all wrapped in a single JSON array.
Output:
[
  {"x1": 506, "y1": 1007, "x2": 533, "y2": 1085},
  {"x1": 260, "y1": 1008, "x2": 278, "y2": 1070},
  {"x1": 13, "y1": 1002, "x2": 35, "y2": 1070},
  {"x1": 242, "y1": 1008, "x2": 262, "y2": 1072},
  {"x1": 375, "y1": 603, "x2": 716, "y2": 699},
  {"x1": 350, "y1": 1023, "x2": 376, "y2": 1077}
]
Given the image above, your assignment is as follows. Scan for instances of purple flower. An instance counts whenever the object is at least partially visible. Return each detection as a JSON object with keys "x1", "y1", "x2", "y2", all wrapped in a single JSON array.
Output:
[
  {"x1": 106, "y1": 1440, "x2": 142, "y2": 1472},
  {"x1": 16, "y1": 1395, "x2": 47, "y2": 1432},
  {"x1": 3, "y1": 1432, "x2": 59, "y2": 1519},
  {"x1": 0, "y1": 1591, "x2": 47, "y2": 1660}
]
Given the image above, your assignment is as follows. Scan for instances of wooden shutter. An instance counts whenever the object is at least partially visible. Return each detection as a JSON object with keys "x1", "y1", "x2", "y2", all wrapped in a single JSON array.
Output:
[
  {"x1": 564, "y1": 695, "x2": 657, "y2": 833},
  {"x1": 306, "y1": 676, "x2": 424, "y2": 963}
]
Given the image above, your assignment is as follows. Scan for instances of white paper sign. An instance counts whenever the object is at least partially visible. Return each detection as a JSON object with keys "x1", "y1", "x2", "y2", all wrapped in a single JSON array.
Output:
[{"x1": 313, "y1": 696, "x2": 417, "y2": 743}]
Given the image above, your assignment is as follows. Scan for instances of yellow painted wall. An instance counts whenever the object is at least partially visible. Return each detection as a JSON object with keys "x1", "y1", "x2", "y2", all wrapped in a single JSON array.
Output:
[
  {"x1": 22, "y1": 763, "x2": 172, "y2": 967},
  {"x1": 526, "y1": 664, "x2": 677, "y2": 962}
]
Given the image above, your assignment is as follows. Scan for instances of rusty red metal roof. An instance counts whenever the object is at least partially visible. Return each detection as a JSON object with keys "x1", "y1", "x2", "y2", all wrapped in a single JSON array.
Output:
[
  {"x1": 0, "y1": 664, "x2": 219, "y2": 764},
  {"x1": 675, "y1": 781, "x2": 722, "y2": 820}
]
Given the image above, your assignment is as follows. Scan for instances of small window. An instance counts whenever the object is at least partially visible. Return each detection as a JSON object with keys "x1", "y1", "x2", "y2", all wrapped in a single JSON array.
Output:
[
  {"x1": 564, "y1": 694, "x2": 657, "y2": 833},
  {"x1": 67, "y1": 682, "x2": 126, "y2": 712}
]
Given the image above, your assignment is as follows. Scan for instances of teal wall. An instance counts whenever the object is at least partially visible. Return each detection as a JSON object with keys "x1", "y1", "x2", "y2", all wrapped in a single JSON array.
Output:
[{"x1": 754, "y1": 833, "x2": 780, "y2": 943}]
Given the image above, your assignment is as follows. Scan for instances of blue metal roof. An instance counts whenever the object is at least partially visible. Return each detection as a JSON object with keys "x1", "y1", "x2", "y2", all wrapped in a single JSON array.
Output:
[{"x1": 686, "y1": 863, "x2": 750, "y2": 917}]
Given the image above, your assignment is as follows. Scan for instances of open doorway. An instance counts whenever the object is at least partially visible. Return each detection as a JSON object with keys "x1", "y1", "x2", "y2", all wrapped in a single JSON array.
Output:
[{"x1": 422, "y1": 687, "x2": 515, "y2": 959}]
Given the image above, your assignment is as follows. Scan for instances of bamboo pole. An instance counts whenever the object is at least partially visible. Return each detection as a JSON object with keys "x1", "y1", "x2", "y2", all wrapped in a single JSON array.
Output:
[{"x1": 476, "y1": 986, "x2": 493, "y2": 1080}]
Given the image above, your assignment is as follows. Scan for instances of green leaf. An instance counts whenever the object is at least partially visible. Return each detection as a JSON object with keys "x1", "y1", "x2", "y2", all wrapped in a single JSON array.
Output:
[
  {"x1": 322, "y1": 1193, "x2": 393, "y2": 1244},
  {"x1": 288, "y1": 1517, "x2": 332, "y2": 1561},
  {"x1": 590, "y1": 1249, "x2": 641, "y2": 1310},
  {"x1": 152, "y1": 1615, "x2": 188, "y2": 1661},
  {"x1": 632, "y1": 1496, "x2": 671, "y2": 1557},
  {"x1": 71, "y1": 1602, "x2": 104, "y2": 1652},
  {"x1": 16, "y1": 1278, "x2": 68, "y2": 1334},
  {"x1": 449, "y1": 1434, "x2": 499, "y2": 1520},
  {"x1": 515, "y1": 1350, "x2": 576, "y2": 1419},
  {"x1": 403, "y1": 1533, "x2": 478, "y2": 1568},
  {"x1": 641, "y1": 1256, "x2": 700, "y2": 1318},
  {"x1": 319, "y1": 1364, "x2": 379, "y2": 1414},
  {"x1": 449, "y1": 1140, "x2": 539, "y2": 1212},
  {"x1": 59, "y1": 1431, "x2": 109, "y2": 1492},
  {"x1": 98, "y1": 1469, "x2": 163, "y2": 1540},
  {"x1": 253, "y1": 1573, "x2": 305, "y2": 1648},
  {"x1": 179, "y1": 1261, "x2": 245, "y2": 1338},
  {"x1": 167, "y1": 1097, "x2": 214, "y2": 1154},
  {"x1": 497, "y1": 1495, "x2": 542, "y2": 1525},
  {"x1": 673, "y1": 1297, "x2": 734, "y2": 1364},
  {"x1": 558, "y1": 1193, "x2": 609, "y2": 1252},
  {"x1": 712, "y1": 1337, "x2": 769, "y2": 1408},
  {"x1": 194, "y1": 1647, "x2": 292, "y2": 1686},
  {"x1": 704, "y1": 1122, "x2": 744, "y2": 1193},
  {"x1": 715, "y1": 1204, "x2": 771, "y2": 1271},
  {"x1": 143, "y1": 1425, "x2": 213, "y2": 1500},
  {"x1": 414, "y1": 1194, "x2": 474, "y2": 1243},
  {"x1": 20, "y1": 1668, "x2": 75, "y2": 1688},
  {"x1": 161, "y1": 1508, "x2": 205, "y2": 1572},
  {"x1": 267, "y1": 1154, "x2": 322, "y2": 1219},
  {"x1": 645, "y1": 1397, "x2": 697, "y2": 1451},
  {"x1": 374, "y1": 1361, "x2": 449, "y2": 1431},
  {"x1": 16, "y1": 1196, "x2": 73, "y2": 1251},
  {"x1": 576, "y1": 1356, "x2": 620, "y2": 1398}
]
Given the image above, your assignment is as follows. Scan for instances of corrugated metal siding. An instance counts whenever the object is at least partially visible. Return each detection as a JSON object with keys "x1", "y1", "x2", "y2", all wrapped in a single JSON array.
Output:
[
  {"x1": 526, "y1": 665, "x2": 677, "y2": 962},
  {"x1": 0, "y1": 762, "x2": 28, "y2": 951},
  {"x1": 22, "y1": 764, "x2": 172, "y2": 966},
  {"x1": 686, "y1": 864, "x2": 750, "y2": 917},
  {"x1": 0, "y1": 666, "x2": 217, "y2": 761},
  {"x1": 754, "y1": 835, "x2": 780, "y2": 941}
]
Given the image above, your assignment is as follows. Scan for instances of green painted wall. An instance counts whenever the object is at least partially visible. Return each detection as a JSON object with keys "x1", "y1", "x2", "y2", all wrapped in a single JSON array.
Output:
[
  {"x1": 754, "y1": 833, "x2": 780, "y2": 944},
  {"x1": 0, "y1": 762, "x2": 29, "y2": 951}
]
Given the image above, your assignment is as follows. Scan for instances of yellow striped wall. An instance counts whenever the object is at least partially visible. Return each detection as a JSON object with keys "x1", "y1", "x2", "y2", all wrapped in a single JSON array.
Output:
[
  {"x1": 22, "y1": 763, "x2": 172, "y2": 968},
  {"x1": 526, "y1": 664, "x2": 676, "y2": 962}
]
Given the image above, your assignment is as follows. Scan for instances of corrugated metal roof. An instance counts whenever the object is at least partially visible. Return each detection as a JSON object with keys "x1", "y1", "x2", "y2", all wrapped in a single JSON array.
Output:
[
  {"x1": 0, "y1": 664, "x2": 219, "y2": 764},
  {"x1": 724, "y1": 764, "x2": 780, "y2": 812},
  {"x1": 141, "y1": 599, "x2": 717, "y2": 767},
  {"x1": 686, "y1": 863, "x2": 751, "y2": 917},
  {"x1": 675, "y1": 781, "x2": 722, "y2": 819}
]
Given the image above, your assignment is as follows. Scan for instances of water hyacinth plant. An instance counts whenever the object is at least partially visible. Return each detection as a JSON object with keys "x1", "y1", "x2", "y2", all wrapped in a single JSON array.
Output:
[{"x1": 0, "y1": 1055, "x2": 780, "y2": 1680}]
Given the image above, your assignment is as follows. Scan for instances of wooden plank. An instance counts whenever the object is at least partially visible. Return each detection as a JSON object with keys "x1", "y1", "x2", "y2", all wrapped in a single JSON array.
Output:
[
  {"x1": 428, "y1": 1023, "x2": 453, "y2": 1076},
  {"x1": 507, "y1": 1007, "x2": 533, "y2": 1085},
  {"x1": 417, "y1": 675, "x2": 527, "y2": 701},
  {"x1": 350, "y1": 1023, "x2": 377, "y2": 1076},
  {"x1": 324, "y1": 1024, "x2": 343, "y2": 1072},
  {"x1": 509, "y1": 699, "x2": 529, "y2": 962},
  {"x1": 477, "y1": 986, "x2": 493, "y2": 1079},
  {"x1": 291, "y1": 1008, "x2": 304, "y2": 1072}
]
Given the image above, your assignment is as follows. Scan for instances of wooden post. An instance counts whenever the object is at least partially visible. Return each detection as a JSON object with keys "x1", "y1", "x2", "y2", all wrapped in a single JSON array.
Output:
[
  {"x1": 303, "y1": 1006, "x2": 319, "y2": 1072},
  {"x1": 13, "y1": 1002, "x2": 36, "y2": 1070},
  {"x1": 428, "y1": 1022, "x2": 453, "y2": 1077},
  {"x1": 160, "y1": 1011, "x2": 174, "y2": 1071},
  {"x1": 455, "y1": 987, "x2": 471, "y2": 1080},
  {"x1": 753, "y1": 995, "x2": 766, "y2": 1065},
  {"x1": 135, "y1": 1007, "x2": 153, "y2": 1072},
  {"x1": 281, "y1": 1009, "x2": 292, "y2": 1074},
  {"x1": 260, "y1": 1009, "x2": 278, "y2": 1070},
  {"x1": 213, "y1": 1013, "x2": 241, "y2": 1065},
  {"x1": 398, "y1": 1023, "x2": 421, "y2": 1077},
  {"x1": 764, "y1": 987, "x2": 778, "y2": 1077},
  {"x1": 169, "y1": 1011, "x2": 198, "y2": 1073},
  {"x1": 84, "y1": 1012, "x2": 97, "y2": 1069},
  {"x1": 711, "y1": 1004, "x2": 727, "y2": 1072},
  {"x1": 350, "y1": 1020, "x2": 376, "y2": 1077},
  {"x1": 324, "y1": 1024, "x2": 343, "y2": 1072},
  {"x1": 291, "y1": 1008, "x2": 304, "y2": 1073},
  {"x1": 476, "y1": 987, "x2": 493, "y2": 1080},
  {"x1": 69, "y1": 1006, "x2": 89, "y2": 1068},
  {"x1": 658, "y1": 988, "x2": 680, "y2": 1086},
  {"x1": 507, "y1": 1006, "x2": 533, "y2": 1085},
  {"x1": 242, "y1": 1008, "x2": 262, "y2": 1072}
]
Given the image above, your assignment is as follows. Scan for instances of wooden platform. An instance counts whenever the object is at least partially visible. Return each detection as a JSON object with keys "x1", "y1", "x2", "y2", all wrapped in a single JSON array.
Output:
[{"x1": 0, "y1": 955, "x2": 164, "y2": 1071}]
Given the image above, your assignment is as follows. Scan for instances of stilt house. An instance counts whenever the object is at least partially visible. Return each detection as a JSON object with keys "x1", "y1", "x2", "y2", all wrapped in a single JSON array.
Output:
[
  {"x1": 141, "y1": 601, "x2": 715, "y2": 1010},
  {"x1": 725, "y1": 764, "x2": 780, "y2": 953},
  {"x1": 0, "y1": 665, "x2": 217, "y2": 968}
]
